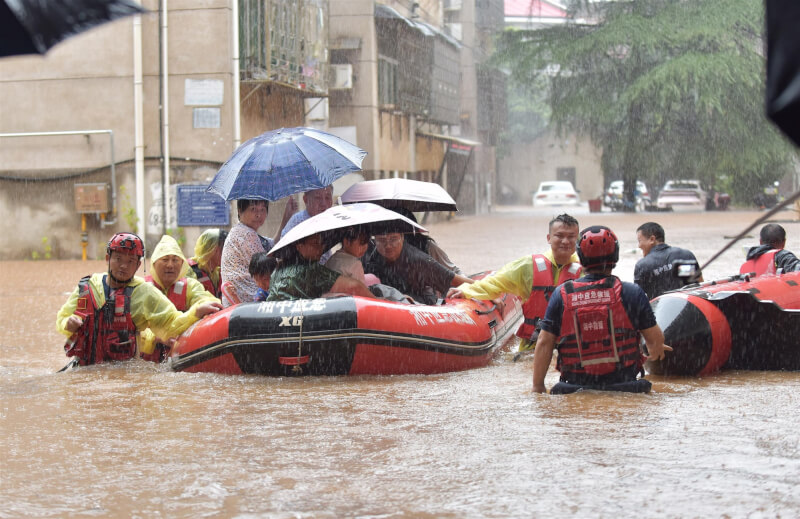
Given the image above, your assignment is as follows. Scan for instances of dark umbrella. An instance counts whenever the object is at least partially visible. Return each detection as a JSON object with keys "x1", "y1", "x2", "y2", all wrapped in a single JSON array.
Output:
[
  {"x1": 0, "y1": 0, "x2": 146, "y2": 58},
  {"x1": 207, "y1": 127, "x2": 367, "y2": 202},
  {"x1": 340, "y1": 178, "x2": 457, "y2": 212}
]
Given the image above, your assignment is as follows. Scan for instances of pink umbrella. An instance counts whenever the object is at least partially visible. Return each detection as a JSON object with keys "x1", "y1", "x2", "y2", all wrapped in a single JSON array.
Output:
[
  {"x1": 268, "y1": 202, "x2": 426, "y2": 258},
  {"x1": 340, "y1": 178, "x2": 457, "y2": 212}
]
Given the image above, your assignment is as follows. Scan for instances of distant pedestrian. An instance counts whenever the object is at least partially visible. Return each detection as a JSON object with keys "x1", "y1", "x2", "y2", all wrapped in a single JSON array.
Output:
[
  {"x1": 740, "y1": 223, "x2": 800, "y2": 275},
  {"x1": 634, "y1": 222, "x2": 702, "y2": 299}
]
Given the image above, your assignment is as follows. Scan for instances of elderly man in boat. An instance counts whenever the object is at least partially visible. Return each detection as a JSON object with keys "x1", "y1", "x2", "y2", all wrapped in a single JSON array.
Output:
[{"x1": 362, "y1": 229, "x2": 473, "y2": 305}]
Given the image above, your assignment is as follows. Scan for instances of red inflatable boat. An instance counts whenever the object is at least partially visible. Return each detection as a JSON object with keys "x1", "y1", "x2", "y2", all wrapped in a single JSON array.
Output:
[
  {"x1": 646, "y1": 271, "x2": 800, "y2": 376},
  {"x1": 169, "y1": 280, "x2": 522, "y2": 377}
]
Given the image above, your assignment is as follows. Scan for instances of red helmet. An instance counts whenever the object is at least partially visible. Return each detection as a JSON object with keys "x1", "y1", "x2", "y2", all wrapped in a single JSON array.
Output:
[
  {"x1": 107, "y1": 232, "x2": 145, "y2": 258},
  {"x1": 577, "y1": 226, "x2": 619, "y2": 269}
]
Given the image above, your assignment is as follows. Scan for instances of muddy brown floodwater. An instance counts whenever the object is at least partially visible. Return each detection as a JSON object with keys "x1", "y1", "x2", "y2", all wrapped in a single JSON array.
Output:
[{"x1": 1, "y1": 206, "x2": 799, "y2": 517}]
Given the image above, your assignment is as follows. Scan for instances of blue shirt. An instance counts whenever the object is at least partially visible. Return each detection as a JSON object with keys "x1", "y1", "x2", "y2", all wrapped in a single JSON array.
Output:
[
  {"x1": 254, "y1": 287, "x2": 269, "y2": 301},
  {"x1": 539, "y1": 274, "x2": 656, "y2": 336}
]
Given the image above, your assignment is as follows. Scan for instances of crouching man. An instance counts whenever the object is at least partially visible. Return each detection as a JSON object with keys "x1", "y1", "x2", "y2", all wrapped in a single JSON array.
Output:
[
  {"x1": 56, "y1": 232, "x2": 221, "y2": 366},
  {"x1": 532, "y1": 226, "x2": 672, "y2": 394}
]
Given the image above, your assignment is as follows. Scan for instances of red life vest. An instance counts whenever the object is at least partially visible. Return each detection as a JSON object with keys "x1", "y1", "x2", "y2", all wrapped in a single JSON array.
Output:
[
  {"x1": 189, "y1": 259, "x2": 219, "y2": 298},
  {"x1": 740, "y1": 249, "x2": 779, "y2": 276},
  {"x1": 145, "y1": 275, "x2": 189, "y2": 311},
  {"x1": 556, "y1": 276, "x2": 644, "y2": 377},
  {"x1": 64, "y1": 276, "x2": 137, "y2": 365},
  {"x1": 516, "y1": 255, "x2": 582, "y2": 341}
]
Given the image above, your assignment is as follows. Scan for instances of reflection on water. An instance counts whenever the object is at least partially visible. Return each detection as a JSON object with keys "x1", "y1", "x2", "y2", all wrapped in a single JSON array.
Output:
[{"x1": 1, "y1": 209, "x2": 799, "y2": 517}]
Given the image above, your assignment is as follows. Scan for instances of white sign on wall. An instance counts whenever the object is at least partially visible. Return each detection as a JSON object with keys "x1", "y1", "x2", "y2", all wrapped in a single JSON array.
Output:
[{"x1": 185, "y1": 79, "x2": 224, "y2": 106}]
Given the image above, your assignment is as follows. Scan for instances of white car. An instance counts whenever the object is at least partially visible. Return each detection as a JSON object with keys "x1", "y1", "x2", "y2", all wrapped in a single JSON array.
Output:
[
  {"x1": 532, "y1": 181, "x2": 580, "y2": 207},
  {"x1": 656, "y1": 180, "x2": 707, "y2": 211}
]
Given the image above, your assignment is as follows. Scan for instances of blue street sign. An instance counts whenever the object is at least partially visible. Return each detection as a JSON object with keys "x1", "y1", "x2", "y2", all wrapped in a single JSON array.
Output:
[{"x1": 176, "y1": 184, "x2": 230, "y2": 227}]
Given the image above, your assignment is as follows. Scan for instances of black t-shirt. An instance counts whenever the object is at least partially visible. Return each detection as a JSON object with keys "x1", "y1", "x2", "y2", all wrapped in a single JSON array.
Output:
[
  {"x1": 362, "y1": 242, "x2": 455, "y2": 304},
  {"x1": 634, "y1": 243, "x2": 700, "y2": 299}
]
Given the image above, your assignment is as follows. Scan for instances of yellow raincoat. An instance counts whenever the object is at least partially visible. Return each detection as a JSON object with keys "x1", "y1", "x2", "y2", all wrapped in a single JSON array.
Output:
[
  {"x1": 455, "y1": 249, "x2": 580, "y2": 351},
  {"x1": 56, "y1": 274, "x2": 202, "y2": 346},
  {"x1": 139, "y1": 235, "x2": 220, "y2": 355},
  {"x1": 186, "y1": 229, "x2": 222, "y2": 288}
]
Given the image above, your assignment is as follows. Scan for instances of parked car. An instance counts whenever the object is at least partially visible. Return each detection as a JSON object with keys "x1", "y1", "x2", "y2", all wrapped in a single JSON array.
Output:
[
  {"x1": 532, "y1": 181, "x2": 580, "y2": 207},
  {"x1": 603, "y1": 180, "x2": 652, "y2": 212},
  {"x1": 655, "y1": 180, "x2": 707, "y2": 211}
]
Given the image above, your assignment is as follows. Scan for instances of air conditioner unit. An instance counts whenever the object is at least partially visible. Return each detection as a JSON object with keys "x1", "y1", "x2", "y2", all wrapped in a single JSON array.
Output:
[{"x1": 331, "y1": 64, "x2": 353, "y2": 90}]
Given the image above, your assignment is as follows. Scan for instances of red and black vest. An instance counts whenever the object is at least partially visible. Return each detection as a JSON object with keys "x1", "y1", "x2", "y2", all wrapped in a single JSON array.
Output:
[
  {"x1": 516, "y1": 255, "x2": 582, "y2": 341},
  {"x1": 64, "y1": 276, "x2": 137, "y2": 365},
  {"x1": 188, "y1": 259, "x2": 220, "y2": 298},
  {"x1": 145, "y1": 275, "x2": 189, "y2": 311},
  {"x1": 555, "y1": 276, "x2": 644, "y2": 377},
  {"x1": 740, "y1": 249, "x2": 779, "y2": 276}
]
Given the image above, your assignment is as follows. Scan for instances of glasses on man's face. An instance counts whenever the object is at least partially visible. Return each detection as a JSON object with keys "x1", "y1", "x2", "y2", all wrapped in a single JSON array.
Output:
[{"x1": 374, "y1": 234, "x2": 403, "y2": 247}]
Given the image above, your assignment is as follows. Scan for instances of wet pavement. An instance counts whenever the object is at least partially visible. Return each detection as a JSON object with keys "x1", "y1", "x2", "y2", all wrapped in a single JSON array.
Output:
[{"x1": 1, "y1": 205, "x2": 799, "y2": 517}]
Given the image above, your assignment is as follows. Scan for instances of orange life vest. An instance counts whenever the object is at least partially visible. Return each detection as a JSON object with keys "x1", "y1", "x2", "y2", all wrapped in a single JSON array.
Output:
[
  {"x1": 145, "y1": 275, "x2": 189, "y2": 311},
  {"x1": 740, "y1": 249, "x2": 779, "y2": 276},
  {"x1": 516, "y1": 255, "x2": 582, "y2": 341},
  {"x1": 556, "y1": 276, "x2": 644, "y2": 377},
  {"x1": 64, "y1": 276, "x2": 137, "y2": 365}
]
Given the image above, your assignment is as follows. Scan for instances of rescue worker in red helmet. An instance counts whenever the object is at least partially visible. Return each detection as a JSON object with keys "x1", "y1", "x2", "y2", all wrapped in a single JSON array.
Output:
[
  {"x1": 56, "y1": 232, "x2": 222, "y2": 366},
  {"x1": 532, "y1": 226, "x2": 672, "y2": 394}
]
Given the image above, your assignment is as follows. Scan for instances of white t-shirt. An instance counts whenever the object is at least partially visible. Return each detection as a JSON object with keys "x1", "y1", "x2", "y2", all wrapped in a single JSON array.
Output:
[{"x1": 324, "y1": 250, "x2": 366, "y2": 284}]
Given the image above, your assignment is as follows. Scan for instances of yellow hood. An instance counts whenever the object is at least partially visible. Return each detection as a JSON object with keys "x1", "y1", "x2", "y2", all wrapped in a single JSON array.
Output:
[{"x1": 149, "y1": 234, "x2": 189, "y2": 288}]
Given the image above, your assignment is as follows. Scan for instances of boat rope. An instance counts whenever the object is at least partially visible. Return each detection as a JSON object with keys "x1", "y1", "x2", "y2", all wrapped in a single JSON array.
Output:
[
  {"x1": 699, "y1": 188, "x2": 800, "y2": 274},
  {"x1": 293, "y1": 306, "x2": 304, "y2": 374}
]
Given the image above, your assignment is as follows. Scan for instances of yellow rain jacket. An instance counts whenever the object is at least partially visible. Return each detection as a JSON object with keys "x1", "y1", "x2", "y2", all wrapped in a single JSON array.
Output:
[
  {"x1": 186, "y1": 229, "x2": 222, "y2": 288},
  {"x1": 56, "y1": 274, "x2": 203, "y2": 346},
  {"x1": 139, "y1": 235, "x2": 220, "y2": 355},
  {"x1": 455, "y1": 249, "x2": 580, "y2": 351}
]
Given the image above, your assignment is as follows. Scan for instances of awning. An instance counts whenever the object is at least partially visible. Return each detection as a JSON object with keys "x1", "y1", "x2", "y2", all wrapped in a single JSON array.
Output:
[
  {"x1": 416, "y1": 131, "x2": 481, "y2": 148},
  {"x1": 375, "y1": 4, "x2": 461, "y2": 48}
]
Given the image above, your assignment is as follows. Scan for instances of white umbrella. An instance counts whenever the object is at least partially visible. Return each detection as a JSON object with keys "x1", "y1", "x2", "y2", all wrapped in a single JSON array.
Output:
[
  {"x1": 340, "y1": 178, "x2": 457, "y2": 212},
  {"x1": 268, "y1": 202, "x2": 427, "y2": 258}
]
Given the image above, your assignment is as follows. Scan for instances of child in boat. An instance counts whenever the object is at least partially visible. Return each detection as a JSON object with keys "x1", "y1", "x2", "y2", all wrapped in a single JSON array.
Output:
[
  {"x1": 248, "y1": 252, "x2": 279, "y2": 302},
  {"x1": 325, "y1": 228, "x2": 372, "y2": 285}
]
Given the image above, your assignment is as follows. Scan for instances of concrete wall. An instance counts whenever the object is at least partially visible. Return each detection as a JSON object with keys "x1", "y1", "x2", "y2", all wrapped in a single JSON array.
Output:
[
  {"x1": 0, "y1": 1, "x2": 245, "y2": 260},
  {"x1": 498, "y1": 131, "x2": 604, "y2": 205}
]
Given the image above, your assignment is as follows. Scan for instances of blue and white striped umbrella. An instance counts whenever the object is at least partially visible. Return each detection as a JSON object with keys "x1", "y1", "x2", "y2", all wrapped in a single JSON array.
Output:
[{"x1": 207, "y1": 127, "x2": 367, "y2": 201}]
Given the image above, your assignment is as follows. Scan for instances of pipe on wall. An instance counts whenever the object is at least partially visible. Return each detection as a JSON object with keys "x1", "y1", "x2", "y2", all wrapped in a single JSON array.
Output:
[{"x1": 133, "y1": 14, "x2": 145, "y2": 235}]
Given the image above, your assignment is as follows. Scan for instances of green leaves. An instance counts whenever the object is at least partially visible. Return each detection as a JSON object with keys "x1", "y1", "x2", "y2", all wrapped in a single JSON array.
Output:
[{"x1": 494, "y1": 0, "x2": 796, "y2": 203}]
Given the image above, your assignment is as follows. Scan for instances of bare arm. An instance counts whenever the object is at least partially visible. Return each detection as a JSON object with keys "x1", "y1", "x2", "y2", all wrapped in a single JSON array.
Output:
[
  {"x1": 450, "y1": 273, "x2": 473, "y2": 287},
  {"x1": 532, "y1": 330, "x2": 557, "y2": 393},
  {"x1": 640, "y1": 325, "x2": 673, "y2": 361}
]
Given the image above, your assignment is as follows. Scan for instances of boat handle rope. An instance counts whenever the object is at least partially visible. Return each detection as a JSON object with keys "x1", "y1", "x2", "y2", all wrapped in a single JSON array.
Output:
[
  {"x1": 474, "y1": 293, "x2": 507, "y2": 316},
  {"x1": 293, "y1": 306, "x2": 304, "y2": 374}
]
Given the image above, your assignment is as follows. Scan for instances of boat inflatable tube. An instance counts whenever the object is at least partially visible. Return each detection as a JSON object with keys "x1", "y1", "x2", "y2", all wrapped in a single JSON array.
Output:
[
  {"x1": 647, "y1": 271, "x2": 800, "y2": 376},
  {"x1": 169, "y1": 280, "x2": 523, "y2": 377}
]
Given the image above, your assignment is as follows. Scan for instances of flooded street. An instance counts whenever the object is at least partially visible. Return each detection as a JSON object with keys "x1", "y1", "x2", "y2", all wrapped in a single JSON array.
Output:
[{"x1": 2, "y1": 206, "x2": 799, "y2": 517}]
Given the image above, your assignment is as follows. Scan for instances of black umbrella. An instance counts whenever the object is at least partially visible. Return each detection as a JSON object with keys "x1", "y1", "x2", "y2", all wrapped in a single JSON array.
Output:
[
  {"x1": 0, "y1": 0, "x2": 146, "y2": 58},
  {"x1": 765, "y1": 0, "x2": 800, "y2": 147}
]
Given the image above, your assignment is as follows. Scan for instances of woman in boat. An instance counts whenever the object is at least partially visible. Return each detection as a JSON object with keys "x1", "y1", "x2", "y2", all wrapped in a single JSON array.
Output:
[
  {"x1": 532, "y1": 226, "x2": 672, "y2": 394},
  {"x1": 220, "y1": 199, "x2": 294, "y2": 307},
  {"x1": 267, "y1": 232, "x2": 375, "y2": 301}
]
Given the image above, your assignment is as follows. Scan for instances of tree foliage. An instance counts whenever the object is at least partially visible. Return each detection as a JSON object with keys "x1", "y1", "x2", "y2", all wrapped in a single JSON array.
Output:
[{"x1": 494, "y1": 0, "x2": 797, "y2": 205}]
